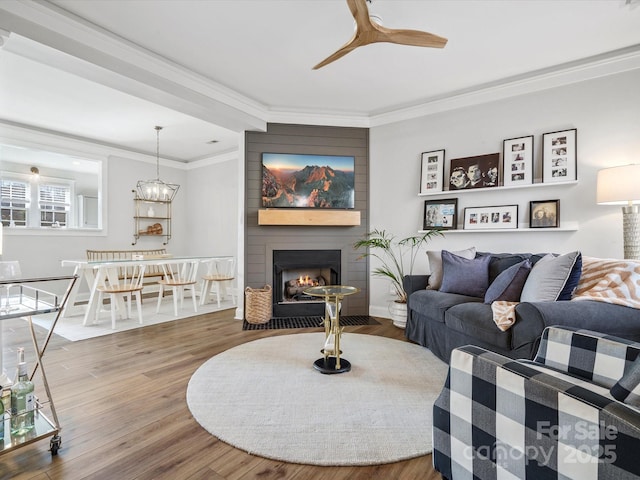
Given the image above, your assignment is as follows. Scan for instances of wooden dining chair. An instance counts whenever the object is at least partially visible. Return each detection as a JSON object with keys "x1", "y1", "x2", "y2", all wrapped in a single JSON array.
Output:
[
  {"x1": 200, "y1": 257, "x2": 236, "y2": 307},
  {"x1": 95, "y1": 264, "x2": 146, "y2": 329},
  {"x1": 156, "y1": 260, "x2": 199, "y2": 316}
]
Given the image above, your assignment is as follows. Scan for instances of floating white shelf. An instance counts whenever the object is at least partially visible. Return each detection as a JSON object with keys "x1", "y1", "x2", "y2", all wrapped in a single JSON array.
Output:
[
  {"x1": 419, "y1": 222, "x2": 579, "y2": 234},
  {"x1": 418, "y1": 180, "x2": 578, "y2": 197}
]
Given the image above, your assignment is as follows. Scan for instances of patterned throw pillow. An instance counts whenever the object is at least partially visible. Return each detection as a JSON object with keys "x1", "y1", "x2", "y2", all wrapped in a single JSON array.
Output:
[
  {"x1": 426, "y1": 247, "x2": 476, "y2": 290},
  {"x1": 484, "y1": 259, "x2": 532, "y2": 303},
  {"x1": 439, "y1": 250, "x2": 491, "y2": 298},
  {"x1": 611, "y1": 355, "x2": 640, "y2": 407}
]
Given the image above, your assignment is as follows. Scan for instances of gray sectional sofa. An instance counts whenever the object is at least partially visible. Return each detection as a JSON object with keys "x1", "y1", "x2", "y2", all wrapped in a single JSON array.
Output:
[{"x1": 404, "y1": 251, "x2": 640, "y2": 363}]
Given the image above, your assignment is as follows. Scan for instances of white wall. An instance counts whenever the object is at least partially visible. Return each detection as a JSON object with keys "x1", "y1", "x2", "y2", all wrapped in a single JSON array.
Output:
[
  {"x1": 369, "y1": 68, "x2": 640, "y2": 316},
  {"x1": 186, "y1": 158, "x2": 238, "y2": 257}
]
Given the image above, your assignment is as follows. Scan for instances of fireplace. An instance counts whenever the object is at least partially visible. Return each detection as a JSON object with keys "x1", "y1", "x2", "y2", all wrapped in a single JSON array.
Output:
[{"x1": 273, "y1": 250, "x2": 341, "y2": 317}]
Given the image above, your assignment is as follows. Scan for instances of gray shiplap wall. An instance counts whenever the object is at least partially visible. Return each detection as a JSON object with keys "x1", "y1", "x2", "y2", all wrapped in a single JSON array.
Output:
[{"x1": 245, "y1": 123, "x2": 369, "y2": 315}]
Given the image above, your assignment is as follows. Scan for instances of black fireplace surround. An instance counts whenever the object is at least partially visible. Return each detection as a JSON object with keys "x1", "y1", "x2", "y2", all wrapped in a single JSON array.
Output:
[{"x1": 272, "y1": 249, "x2": 341, "y2": 317}]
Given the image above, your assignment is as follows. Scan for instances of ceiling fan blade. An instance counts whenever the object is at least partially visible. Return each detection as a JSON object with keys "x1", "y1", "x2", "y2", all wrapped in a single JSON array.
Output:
[
  {"x1": 378, "y1": 27, "x2": 448, "y2": 48},
  {"x1": 313, "y1": 0, "x2": 447, "y2": 69},
  {"x1": 313, "y1": 38, "x2": 361, "y2": 70},
  {"x1": 347, "y1": 0, "x2": 373, "y2": 31}
]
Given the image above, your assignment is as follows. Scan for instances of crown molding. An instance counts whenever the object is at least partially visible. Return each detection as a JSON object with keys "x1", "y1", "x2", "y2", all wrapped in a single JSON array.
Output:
[
  {"x1": 266, "y1": 108, "x2": 371, "y2": 129},
  {"x1": 370, "y1": 44, "x2": 640, "y2": 127},
  {"x1": 0, "y1": 119, "x2": 198, "y2": 169}
]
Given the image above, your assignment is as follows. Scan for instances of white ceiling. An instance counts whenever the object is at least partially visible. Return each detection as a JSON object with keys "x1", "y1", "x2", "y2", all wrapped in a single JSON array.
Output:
[{"x1": 1, "y1": 0, "x2": 639, "y2": 162}]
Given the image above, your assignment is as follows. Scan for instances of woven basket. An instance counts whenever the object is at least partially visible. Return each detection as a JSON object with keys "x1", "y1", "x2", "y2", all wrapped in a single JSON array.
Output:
[{"x1": 245, "y1": 285, "x2": 272, "y2": 324}]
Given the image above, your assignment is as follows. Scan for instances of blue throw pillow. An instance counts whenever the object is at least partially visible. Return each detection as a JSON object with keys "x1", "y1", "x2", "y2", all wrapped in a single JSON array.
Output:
[
  {"x1": 440, "y1": 250, "x2": 491, "y2": 298},
  {"x1": 484, "y1": 259, "x2": 532, "y2": 304}
]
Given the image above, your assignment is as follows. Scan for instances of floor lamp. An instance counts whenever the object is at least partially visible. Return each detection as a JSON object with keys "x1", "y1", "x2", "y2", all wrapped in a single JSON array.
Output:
[{"x1": 597, "y1": 164, "x2": 640, "y2": 260}]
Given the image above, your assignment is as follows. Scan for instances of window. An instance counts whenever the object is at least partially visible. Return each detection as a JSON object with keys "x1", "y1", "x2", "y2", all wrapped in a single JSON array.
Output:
[
  {"x1": 38, "y1": 183, "x2": 71, "y2": 227},
  {"x1": 1, "y1": 179, "x2": 29, "y2": 227},
  {"x1": 1, "y1": 176, "x2": 73, "y2": 228},
  {"x1": 1, "y1": 142, "x2": 103, "y2": 231}
]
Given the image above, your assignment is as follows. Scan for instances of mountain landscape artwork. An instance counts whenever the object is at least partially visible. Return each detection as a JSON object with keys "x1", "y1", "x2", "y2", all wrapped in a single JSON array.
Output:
[{"x1": 262, "y1": 153, "x2": 355, "y2": 209}]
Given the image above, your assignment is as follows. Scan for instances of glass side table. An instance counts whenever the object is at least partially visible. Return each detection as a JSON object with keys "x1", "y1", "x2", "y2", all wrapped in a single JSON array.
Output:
[{"x1": 303, "y1": 285, "x2": 360, "y2": 374}]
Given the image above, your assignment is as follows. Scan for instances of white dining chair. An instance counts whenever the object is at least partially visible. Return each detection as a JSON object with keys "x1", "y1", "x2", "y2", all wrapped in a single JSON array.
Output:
[
  {"x1": 200, "y1": 257, "x2": 236, "y2": 307},
  {"x1": 156, "y1": 260, "x2": 199, "y2": 316},
  {"x1": 0, "y1": 261, "x2": 22, "y2": 314},
  {"x1": 95, "y1": 264, "x2": 146, "y2": 329}
]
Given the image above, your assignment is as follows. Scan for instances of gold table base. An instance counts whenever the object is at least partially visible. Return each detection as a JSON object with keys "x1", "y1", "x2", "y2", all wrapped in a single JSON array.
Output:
[{"x1": 303, "y1": 285, "x2": 360, "y2": 374}]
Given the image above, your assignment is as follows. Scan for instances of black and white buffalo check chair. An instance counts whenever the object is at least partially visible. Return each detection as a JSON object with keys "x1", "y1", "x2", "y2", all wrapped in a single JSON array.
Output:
[{"x1": 433, "y1": 325, "x2": 640, "y2": 479}]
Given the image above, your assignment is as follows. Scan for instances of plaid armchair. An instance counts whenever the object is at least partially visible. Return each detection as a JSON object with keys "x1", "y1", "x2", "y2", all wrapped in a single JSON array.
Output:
[{"x1": 433, "y1": 326, "x2": 640, "y2": 479}]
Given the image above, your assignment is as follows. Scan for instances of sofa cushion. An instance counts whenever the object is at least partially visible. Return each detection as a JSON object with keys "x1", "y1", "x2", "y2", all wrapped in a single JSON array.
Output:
[
  {"x1": 611, "y1": 355, "x2": 640, "y2": 407},
  {"x1": 520, "y1": 251, "x2": 582, "y2": 302},
  {"x1": 477, "y1": 252, "x2": 547, "y2": 284},
  {"x1": 427, "y1": 247, "x2": 476, "y2": 290},
  {"x1": 444, "y1": 302, "x2": 512, "y2": 351},
  {"x1": 440, "y1": 251, "x2": 491, "y2": 297},
  {"x1": 484, "y1": 260, "x2": 532, "y2": 303},
  {"x1": 408, "y1": 289, "x2": 482, "y2": 324}
]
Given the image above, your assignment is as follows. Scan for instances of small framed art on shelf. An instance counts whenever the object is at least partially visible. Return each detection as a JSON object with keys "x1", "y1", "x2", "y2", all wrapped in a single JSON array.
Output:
[
  {"x1": 449, "y1": 153, "x2": 499, "y2": 190},
  {"x1": 542, "y1": 128, "x2": 577, "y2": 183},
  {"x1": 423, "y1": 198, "x2": 458, "y2": 230},
  {"x1": 530, "y1": 199, "x2": 560, "y2": 228},
  {"x1": 464, "y1": 205, "x2": 518, "y2": 230},
  {"x1": 420, "y1": 149, "x2": 445, "y2": 194},
  {"x1": 502, "y1": 135, "x2": 534, "y2": 187}
]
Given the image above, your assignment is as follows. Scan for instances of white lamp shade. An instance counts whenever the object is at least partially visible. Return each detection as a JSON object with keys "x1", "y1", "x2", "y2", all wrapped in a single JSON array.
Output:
[{"x1": 597, "y1": 164, "x2": 640, "y2": 205}]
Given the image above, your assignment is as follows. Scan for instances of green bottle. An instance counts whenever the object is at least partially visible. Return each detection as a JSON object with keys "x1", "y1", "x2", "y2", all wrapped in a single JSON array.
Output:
[{"x1": 10, "y1": 348, "x2": 35, "y2": 436}]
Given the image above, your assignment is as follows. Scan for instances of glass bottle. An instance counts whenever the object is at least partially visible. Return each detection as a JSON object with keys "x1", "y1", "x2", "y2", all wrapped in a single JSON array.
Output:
[
  {"x1": 0, "y1": 384, "x2": 4, "y2": 442},
  {"x1": 10, "y1": 348, "x2": 35, "y2": 436}
]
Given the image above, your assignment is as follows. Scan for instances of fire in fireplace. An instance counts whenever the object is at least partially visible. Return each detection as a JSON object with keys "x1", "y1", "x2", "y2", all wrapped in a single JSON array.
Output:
[
  {"x1": 273, "y1": 250, "x2": 341, "y2": 317},
  {"x1": 282, "y1": 269, "x2": 328, "y2": 303}
]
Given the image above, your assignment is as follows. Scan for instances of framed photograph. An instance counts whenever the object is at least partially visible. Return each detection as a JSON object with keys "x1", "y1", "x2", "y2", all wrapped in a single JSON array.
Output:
[
  {"x1": 530, "y1": 199, "x2": 560, "y2": 228},
  {"x1": 463, "y1": 205, "x2": 518, "y2": 230},
  {"x1": 449, "y1": 153, "x2": 499, "y2": 190},
  {"x1": 420, "y1": 149, "x2": 445, "y2": 194},
  {"x1": 423, "y1": 198, "x2": 458, "y2": 230},
  {"x1": 542, "y1": 128, "x2": 577, "y2": 183},
  {"x1": 502, "y1": 135, "x2": 534, "y2": 187}
]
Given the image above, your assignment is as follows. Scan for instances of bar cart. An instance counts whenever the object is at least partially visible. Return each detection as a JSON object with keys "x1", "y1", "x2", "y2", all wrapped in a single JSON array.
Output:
[{"x1": 0, "y1": 275, "x2": 77, "y2": 456}]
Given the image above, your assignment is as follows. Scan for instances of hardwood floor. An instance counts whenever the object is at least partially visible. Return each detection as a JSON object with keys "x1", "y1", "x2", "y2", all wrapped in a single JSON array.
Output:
[{"x1": 0, "y1": 311, "x2": 443, "y2": 480}]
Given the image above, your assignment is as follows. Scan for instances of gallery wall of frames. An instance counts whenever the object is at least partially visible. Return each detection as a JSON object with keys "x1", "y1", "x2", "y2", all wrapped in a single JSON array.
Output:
[{"x1": 419, "y1": 128, "x2": 577, "y2": 233}]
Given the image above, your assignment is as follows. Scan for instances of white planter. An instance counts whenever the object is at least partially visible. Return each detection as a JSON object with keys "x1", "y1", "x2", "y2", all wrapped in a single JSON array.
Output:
[{"x1": 388, "y1": 301, "x2": 408, "y2": 329}]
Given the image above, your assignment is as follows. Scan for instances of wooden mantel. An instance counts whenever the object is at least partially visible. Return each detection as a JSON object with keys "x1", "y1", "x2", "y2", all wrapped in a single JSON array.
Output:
[{"x1": 258, "y1": 209, "x2": 361, "y2": 226}]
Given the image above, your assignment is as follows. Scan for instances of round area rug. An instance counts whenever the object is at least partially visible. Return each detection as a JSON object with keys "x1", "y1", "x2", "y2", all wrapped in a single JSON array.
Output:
[{"x1": 187, "y1": 333, "x2": 448, "y2": 466}]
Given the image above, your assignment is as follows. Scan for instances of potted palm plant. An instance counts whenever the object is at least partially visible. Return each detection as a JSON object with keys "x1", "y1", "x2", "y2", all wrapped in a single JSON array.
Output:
[{"x1": 354, "y1": 228, "x2": 442, "y2": 328}]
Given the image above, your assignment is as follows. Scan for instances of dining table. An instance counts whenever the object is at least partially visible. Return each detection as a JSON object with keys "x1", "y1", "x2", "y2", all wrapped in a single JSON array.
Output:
[{"x1": 60, "y1": 256, "x2": 232, "y2": 326}]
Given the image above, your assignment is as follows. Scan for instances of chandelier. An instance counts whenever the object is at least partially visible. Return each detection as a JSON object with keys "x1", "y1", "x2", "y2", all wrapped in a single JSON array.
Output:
[{"x1": 136, "y1": 126, "x2": 179, "y2": 202}]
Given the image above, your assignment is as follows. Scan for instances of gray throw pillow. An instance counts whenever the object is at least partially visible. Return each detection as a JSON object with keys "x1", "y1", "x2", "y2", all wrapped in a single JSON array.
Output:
[
  {"x1": 520, "y1": 251, "x2": 582, "y2": 302},
  {"x1": 611, "y1": 355, "x2": 640, "y2": 407},
  {"x1": 427, "y1": 247, "x2": 476, "y2": 290},
  {"x1": 439, "y1": 250, "x2": 491, "y2": 298},
  {"x1": 484, "y1": 259, "x2": 532, "y2": 304}
]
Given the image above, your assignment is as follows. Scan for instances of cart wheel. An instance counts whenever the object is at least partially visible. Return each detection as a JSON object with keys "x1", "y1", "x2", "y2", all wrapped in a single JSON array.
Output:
[{"x1": 50, "y1": 435, "x2": 61, "y2": 455}]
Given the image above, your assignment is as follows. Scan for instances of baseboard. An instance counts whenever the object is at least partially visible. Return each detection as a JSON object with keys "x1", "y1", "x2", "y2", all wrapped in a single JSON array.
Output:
[{"x1": 369, "y1": 304, "x2": 391, "y2": 320}]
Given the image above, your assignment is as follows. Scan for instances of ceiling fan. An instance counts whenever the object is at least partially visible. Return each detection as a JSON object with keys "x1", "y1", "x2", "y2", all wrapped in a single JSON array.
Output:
[{"x1": 313, "y1": 0, "x2": 447, "y2": 70}]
